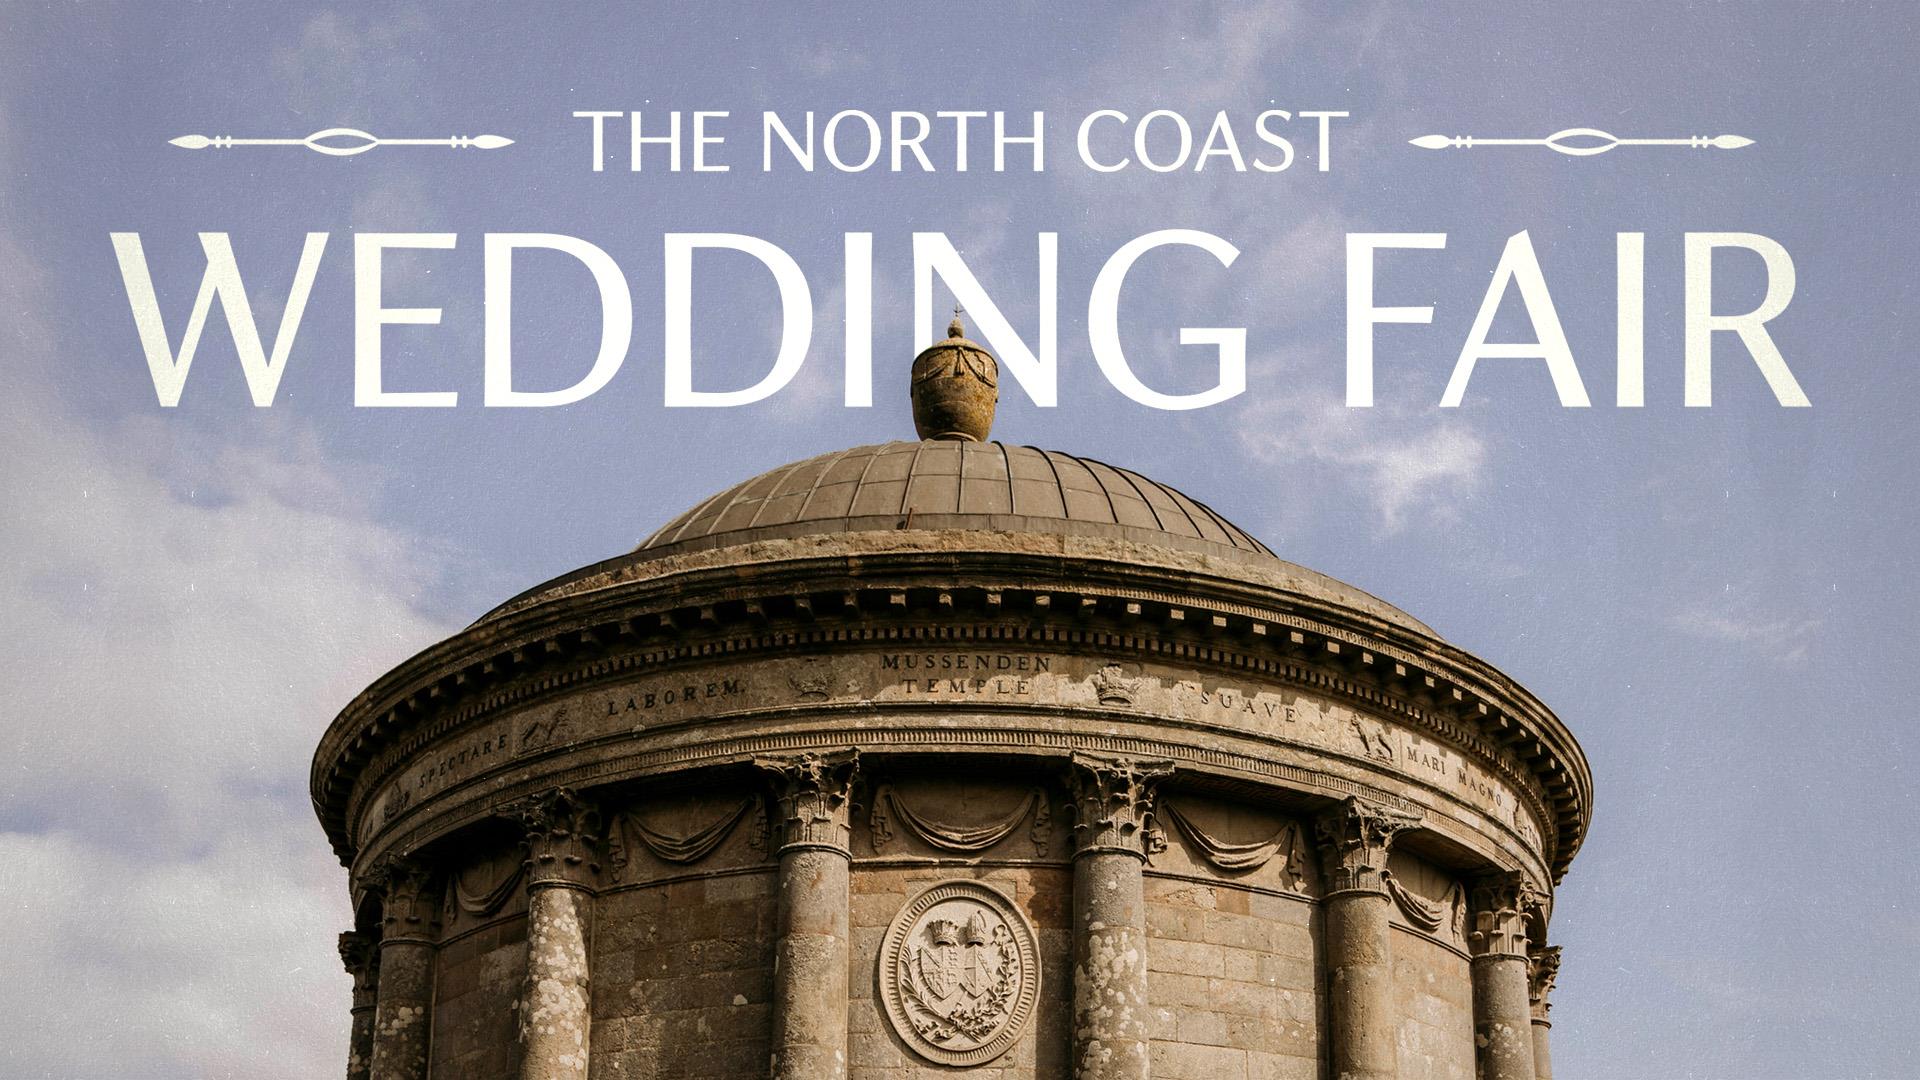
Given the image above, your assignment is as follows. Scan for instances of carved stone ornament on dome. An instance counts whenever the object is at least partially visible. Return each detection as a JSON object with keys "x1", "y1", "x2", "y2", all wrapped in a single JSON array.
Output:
[
  {"x1": 910, "y1": 314, "x2": 1000, "y2": 442},
  {"x1": 879, "y1": 879, "x2": 1041, "y2": 1067},
  {"x1": 868, "y1": 784, "x2": 1047, "y2": 856},
  {"x1": 607, "y1": 796, "x2": 760, "y2": 879},
  {"x1": 1090, "y1": 662, "x2": 1142, "y2": 707}
]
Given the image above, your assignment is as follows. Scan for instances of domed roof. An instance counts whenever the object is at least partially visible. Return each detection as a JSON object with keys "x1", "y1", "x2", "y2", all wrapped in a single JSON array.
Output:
[{"x1": 638, "y1": 440, "x2": 1273, "y2": 562}]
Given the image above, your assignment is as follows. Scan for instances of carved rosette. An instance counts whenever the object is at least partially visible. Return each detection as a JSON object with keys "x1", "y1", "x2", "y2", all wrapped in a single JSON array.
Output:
[
  {"x1": 338, "y1": 930, "x2": 380, "y2": 1010},
  {"x1": 1065, "y1": 752, "x2": 1174, "y2": 860},
  {"x1": 1529, "y1": 945, "x2": 1563, "y2": 1023},
  {"x1": 511, "y1": 787, "x2": 604, "y2": 890},
  {"x1": 1313, "y1": 796, "x2": 1421, "y2": 896},
  {"x1": 1470, "y1": 870, "x2": 1540, "y2": 959},
  {"x1": 879, "y1": 880, "x2": 1041, "y2": 1067},
  {"x1": 756, "y1": 750, "x2": 859, "y2": 855},
  {"x1": 367, "y1": 854, "x2": 440, "y2": 943}
]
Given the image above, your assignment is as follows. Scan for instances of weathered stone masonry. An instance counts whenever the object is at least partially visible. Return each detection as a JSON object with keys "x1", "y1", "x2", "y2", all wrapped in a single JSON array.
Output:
[{"x1": 314, "y1": 323, "x2": 1592, "y2": 1078}]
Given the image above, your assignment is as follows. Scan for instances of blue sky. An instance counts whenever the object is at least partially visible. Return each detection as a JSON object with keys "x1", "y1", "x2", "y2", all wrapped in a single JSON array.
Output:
[{"x1": 1, "y1": 3, "x2": 1915, "y2": 1077}]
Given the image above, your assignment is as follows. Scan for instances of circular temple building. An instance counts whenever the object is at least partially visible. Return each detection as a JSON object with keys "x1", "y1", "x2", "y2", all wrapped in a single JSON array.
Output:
[{"x1": 315, "y1": 322, "x2": 1591, "y2": 1080}]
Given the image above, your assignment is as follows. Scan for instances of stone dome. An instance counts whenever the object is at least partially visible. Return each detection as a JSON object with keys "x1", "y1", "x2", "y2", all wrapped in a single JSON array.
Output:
[
  {"x1": 639, "y1": 440, "x2": 1272, "y2": 560},
  {"x1": 475, "y1": 440, "x2": 1432, "y2": 636}
]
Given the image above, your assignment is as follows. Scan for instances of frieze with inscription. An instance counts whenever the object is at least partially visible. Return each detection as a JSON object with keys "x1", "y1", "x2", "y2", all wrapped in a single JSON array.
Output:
[{"x1": 364, "y1": 650, "x2": 1544, "y2": 857}]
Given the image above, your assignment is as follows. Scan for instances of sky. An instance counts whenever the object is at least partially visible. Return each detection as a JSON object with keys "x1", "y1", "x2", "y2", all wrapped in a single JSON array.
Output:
[{"x1": 1, "y1": 3, "x2": 1915, "y2": 1078}]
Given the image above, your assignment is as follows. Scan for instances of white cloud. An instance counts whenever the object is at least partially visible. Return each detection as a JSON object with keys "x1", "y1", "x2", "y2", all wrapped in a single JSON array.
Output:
[
  {"x1": 1239, "y1": 397, "x2": 1486, "y2": 532},
  {"x1": 0, "y1": 220, "x2": 464, "y2": 1076},
  {"x1": 1670, "y1": 603, "x2": 1821, "y2": 663}
]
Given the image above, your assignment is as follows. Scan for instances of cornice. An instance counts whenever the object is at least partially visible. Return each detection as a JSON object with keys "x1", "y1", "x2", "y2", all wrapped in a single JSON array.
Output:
[{"x1": 313, "y1": 545, "x2": 1591, "y2": 881}]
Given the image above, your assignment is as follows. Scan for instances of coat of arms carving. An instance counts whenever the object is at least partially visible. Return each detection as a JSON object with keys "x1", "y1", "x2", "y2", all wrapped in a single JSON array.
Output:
[{"x1": 878, "y1": 880, "x2": 1040, "y2": 1066}]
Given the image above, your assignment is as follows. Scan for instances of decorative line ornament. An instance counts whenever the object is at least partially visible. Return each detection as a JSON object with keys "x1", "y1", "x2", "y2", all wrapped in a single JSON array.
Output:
[
  {"x1": 168, "y1": 127, "x2": 513, "y2": 157},
  {"x1": 1409, "y1": 128, "x2": 1753, "y2": 157}
]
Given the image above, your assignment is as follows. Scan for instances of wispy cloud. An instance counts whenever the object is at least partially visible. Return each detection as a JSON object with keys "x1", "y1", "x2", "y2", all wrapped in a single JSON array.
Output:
[{"x1": 1670, "y1": 602, "x2": 1821, "y2": 662}]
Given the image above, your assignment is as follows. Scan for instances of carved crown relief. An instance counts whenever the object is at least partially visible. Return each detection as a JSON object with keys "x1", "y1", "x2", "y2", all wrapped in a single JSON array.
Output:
[
  {"x1": 879, "y1": 880, "x2": 1041, "y2": 1067},
  {"x1": 1090, "y1": 662, "x2": 1141, "y2": 707}
]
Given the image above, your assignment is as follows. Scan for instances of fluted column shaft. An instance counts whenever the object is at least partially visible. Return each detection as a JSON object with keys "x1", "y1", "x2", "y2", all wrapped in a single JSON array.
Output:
[
  {"x1": 1314, "y1": 797, "x2": 1420, "y2": 1080},
  {"x1": 758, "y1": 751, "x2": 859, "y2": 1080},
  {"x1": 1469, "y1": 873, "x2": 1539, "y2": 1080},
  {"x1": 514, "y1": 788, "x2": 602, "y2": 1080},
  {"x1": 367, "y1": 857, "x2": 438, "y2": 1080},
  {"x1": 339, "y1": 931, "x2": 379, "y2": 1080},
  {"x1": 1067, "y1": 754, "x2": 1172, "y2": 1080}
]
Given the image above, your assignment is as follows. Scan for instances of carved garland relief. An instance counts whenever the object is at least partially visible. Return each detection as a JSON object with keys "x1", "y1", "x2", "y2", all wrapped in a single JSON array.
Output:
[{"x1": 879, "y1": 880, "x2": 1041, "y2": 1067}]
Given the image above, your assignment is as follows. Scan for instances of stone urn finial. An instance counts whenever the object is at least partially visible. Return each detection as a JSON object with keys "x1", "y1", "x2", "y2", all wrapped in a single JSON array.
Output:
[{"x1": 911, "y1": 310, "x2": 999, "y2": 441}]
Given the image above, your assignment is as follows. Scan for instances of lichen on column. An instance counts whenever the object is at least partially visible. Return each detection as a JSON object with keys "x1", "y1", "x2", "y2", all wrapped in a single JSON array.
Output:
[
  {"x1": 756, "y1": 750, "x2": 859, "y2": 1080},
  {"x1": 1313, "y1": 795, "x2": 1420, "y2": 1080},
  {"x1": 1066, "y1": 752, "x2": 1172, "y2": 1080},
  {"x1": 1470, "y1": 871, "x2": 1541, "y2": 1080},
  {"x1": 366, "y1": 855, "x2": 438, "y2": 1080},
  {"x1": 338, "y1": 931, "x2": 379, "y2": 1080},
  {"x1": 511, "y1": 787, "x2": 603, "y2": 1080}
]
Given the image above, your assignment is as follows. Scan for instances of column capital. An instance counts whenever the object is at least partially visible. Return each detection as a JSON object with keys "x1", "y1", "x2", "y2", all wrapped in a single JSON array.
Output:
[
  {"x1": 756, "y1": 749, "x2": 859, "y2": 856},
  {"x1": 1065, "y1": 752, "x2": 1174, "y2": 860},
  {"x1": 510, "y1": 786, "x2": 604, "y2": 890},
  {"x1": 1528, "y1": 945, "x2": 1562, "y2": 1024},
  {"x1": 338, "y1": 930, "x2": 380, "y2": 1011},
  {"x1": 1470, "y1": 870, "x2": 1540, "y2": 959},
  {"x1": 1313, "y1": 796, "x2": 1420, "y2": 896},
  {"x1": 367, "y1": 854, "x2": 440, "y2": 943}
]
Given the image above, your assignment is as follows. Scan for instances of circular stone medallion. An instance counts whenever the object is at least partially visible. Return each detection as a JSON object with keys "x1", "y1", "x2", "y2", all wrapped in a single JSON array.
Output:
[{"x1": 879, "y1": 880, "x2": 1041, "y2": 1067}]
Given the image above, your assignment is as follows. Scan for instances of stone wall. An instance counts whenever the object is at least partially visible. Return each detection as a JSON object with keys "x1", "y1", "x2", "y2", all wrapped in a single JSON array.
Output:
[
  {"x1": 587, "y1": 781, "x2": 781, "y2": 1080},
  {"x1": 848, "y1": 863, "x2": 1072, "y2": 1078},
  {"x1": 432, "y1": 915, "x2": 527, "y2": 1078},
  {"x1": 1386, "y1": 850, "x2": 1475, "y2": 1080},
  {"x1": 401, "y1": 781, "x2": 1492, "y2": 1080},
  {"x1": 1142, "y1": 877, "x2": 1322, "y2": 1080}
]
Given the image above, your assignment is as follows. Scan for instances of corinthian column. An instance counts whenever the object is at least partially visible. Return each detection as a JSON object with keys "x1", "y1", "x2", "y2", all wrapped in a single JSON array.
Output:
[
  {"x1": 1313, "y1": 796, "x2": 1419, "y2": 1080},
  {"x1": 512, "y1": 788, "x2": 603, "y2": 1080},
  {"x1": 367, "y1": 856, "x2": 438, "y2": 1080},
  {"x1": 757, "y1": 750, "x2": 859, "y2": 1080},
  {"x1": 1469, "y1": 872, "x2": 1539, "y2": 1080},
  {"x1": 1527, "y1": 945, "x2": 1561, "y2": 1080},
  {"x1": 1066, "y1": 752, "x2": 1173, "y2": 1080},
  {"x1": 338, "y1": 931, "x2": 379, "y2": 1080}
]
